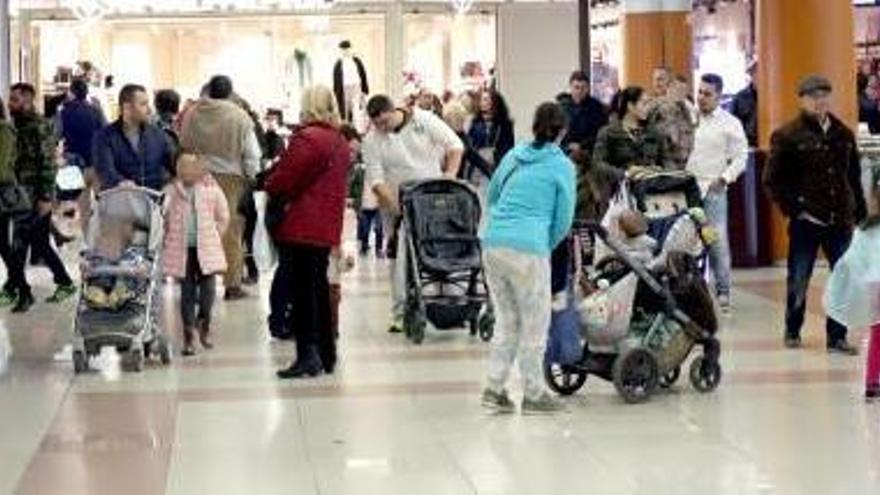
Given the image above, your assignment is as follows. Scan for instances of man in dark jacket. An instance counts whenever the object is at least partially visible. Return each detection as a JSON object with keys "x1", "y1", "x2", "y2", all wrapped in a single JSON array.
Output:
[
  {"x1": 557, "y1": 70, "x2": 609, "y2": 155},
  {"x1": 764, "y1": 75, "x2": 868, "y2": 355},
  {"x1": 93, "y1": 84, "x2": 173, "y2": 191},
  {"x1": 57, "y1": 78, "x2": 107, "y2": 167},
  {"x1": 7, "y1": 83, "x2": 76, "y2": 312},
  {"x1": 731, "y1": 62, "x2": 758, "y2": 147}
]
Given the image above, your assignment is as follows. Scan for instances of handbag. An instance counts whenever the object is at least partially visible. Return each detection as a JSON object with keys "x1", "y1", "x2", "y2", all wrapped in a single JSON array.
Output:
[
  {"x1": 544, "y1": 287, "x2": 583, "y2": 367},
  {"x1": 0, "y1": 184, "x2": 32, "y2": 216}
]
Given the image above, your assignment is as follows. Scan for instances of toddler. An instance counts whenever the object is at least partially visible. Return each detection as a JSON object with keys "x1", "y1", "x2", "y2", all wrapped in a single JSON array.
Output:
[
  {"x1": 825, "y1": 181, "x2": 880, "y2": 401},
  {"x1": 617, "y1": 209, "x2": 657, "y2": 264},
  {"x1": 163, "y1": 154, "x2": 229, "y2": 356}
]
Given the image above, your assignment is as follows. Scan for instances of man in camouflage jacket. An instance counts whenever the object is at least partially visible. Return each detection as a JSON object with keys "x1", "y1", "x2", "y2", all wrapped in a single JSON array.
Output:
[{"x1": 6, "y1": 83, "x2": 75, "y2": 313}]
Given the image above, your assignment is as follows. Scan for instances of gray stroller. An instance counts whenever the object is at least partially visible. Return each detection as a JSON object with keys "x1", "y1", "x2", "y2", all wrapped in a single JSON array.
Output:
[{"x1": 72, "y1": 187, "x2": 169, "y2": 373}]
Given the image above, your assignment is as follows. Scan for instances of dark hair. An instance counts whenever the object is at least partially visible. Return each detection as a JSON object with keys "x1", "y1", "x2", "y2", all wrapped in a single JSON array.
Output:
[
  {"x1": 104, "y1": 75, "x2": 114, "y2": 89},
  {"x1": 70, "y1": 78, "x2": 89, "y2": 100},
  {"x1": 339, "y1": 123, "x2": 361, "y2": 142},
  {"x1": 858, "y1": 73, "x2": 870, "y2": 94},
  {"x1": 266, "y1": 108, "x2": 284, "y2": 123},
  {"x1": 614, "y1": 86, "x2": 645, "y2": 120},
  {"x1": 0, "y1": 97, "x2": 6, "y2": 120},
  {"x1": 10, "y1": 82, "x2": 36, "y2": 99},
  {"x1": 367, "y1": 95, "x2": 395, "y2": 119},
  {"x1": 480, "y1": 89, "x2": 512, "y2": 126},
  {"x1": 531, "y1": 102, "x2": 567, "y2": 147},
  {"x1": 118, "y1": 84, "x2": 147, "y2": 107},
  {"x1": 207, "y1": 75, "x2": 234, "y2": 100},
  {"x1": 339, "y1": 40, "x2": 352, "y2": 50},
  {"x1": 569, "y1": 70, "x2": 589, "y2": 85},
  {"x1": 154, "y1": 89, "x2": 181, "y2": 115},
  {"x1": 701, "y1": 73, "x2": 724, "y2": 95}
]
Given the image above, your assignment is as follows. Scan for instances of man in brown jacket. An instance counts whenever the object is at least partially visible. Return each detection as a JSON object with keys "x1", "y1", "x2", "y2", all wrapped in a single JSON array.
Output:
[
  {"x1": 764, "y1": 75, "x2": 867, "y2": 354},
  {"x1": 181, "y1": 75, "x2": 261, "y2": 300}
]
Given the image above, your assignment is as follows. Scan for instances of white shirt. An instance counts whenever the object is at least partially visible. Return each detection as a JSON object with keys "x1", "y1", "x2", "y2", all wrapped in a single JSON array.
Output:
[
  {"x1": 686, "y1": 106, "x2": 749, "y2": 195},
  {"x1": 341, "y1": 56, "x2": 362, "y2": 87},
  {"x1": 363, "y1": 109, "x2": 463, "y2": 194}
]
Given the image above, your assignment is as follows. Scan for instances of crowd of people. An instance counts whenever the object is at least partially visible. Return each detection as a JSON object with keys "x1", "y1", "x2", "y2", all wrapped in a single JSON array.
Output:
[{"x1": 0, "y1": 60, "x2": 878, "y2": 409}]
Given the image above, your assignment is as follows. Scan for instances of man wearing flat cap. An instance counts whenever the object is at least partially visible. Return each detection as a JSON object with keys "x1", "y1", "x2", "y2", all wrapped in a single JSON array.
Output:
[{"x1": 764, "y1": 75, "x2": 868, "y2": 354}]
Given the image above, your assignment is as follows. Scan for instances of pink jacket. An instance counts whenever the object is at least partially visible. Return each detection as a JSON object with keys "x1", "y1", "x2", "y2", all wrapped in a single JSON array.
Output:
[{"x1": 162, "y1": 176, "x2": 230, "y2": 279}]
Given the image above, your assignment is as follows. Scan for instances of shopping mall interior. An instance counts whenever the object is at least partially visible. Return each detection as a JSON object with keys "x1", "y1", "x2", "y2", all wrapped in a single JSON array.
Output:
[{"x1": 2, "y1": 0, "x2": 880, "y2": 494}]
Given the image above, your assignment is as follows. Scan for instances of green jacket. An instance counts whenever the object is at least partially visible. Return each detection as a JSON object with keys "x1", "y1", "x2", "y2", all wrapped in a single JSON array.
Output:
[
  {"x1": 0, "y1": 121, "x2": 16, "y2": 185},
  {"x1": 12, "y1": 111, "x2": 57, "y2": 201}
]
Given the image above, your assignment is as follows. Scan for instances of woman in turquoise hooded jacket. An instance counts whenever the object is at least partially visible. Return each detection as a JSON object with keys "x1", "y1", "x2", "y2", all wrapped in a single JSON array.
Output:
[{"x1": 480, "y1": 102, "x2": 576, "y2": 415}]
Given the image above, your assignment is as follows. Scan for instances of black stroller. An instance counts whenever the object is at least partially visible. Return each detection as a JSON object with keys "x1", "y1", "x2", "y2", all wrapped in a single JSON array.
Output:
[{"x1": 400, "y1": 179, "x2": 494, "y2": 344}]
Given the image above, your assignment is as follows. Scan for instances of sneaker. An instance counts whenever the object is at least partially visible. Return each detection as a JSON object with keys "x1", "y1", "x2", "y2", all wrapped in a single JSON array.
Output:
[
  {"x1": 480, "y1": 388, "x2": 516, "y2": 414},
  {"x1": 784, "y1": 336, "x2": 802, "y2": 349},
  {"x1": 388, "y1": 317, "x2": 404, "y2": 334},
  {"x1": 717, "y1": 293, "x2": 732, "y2": 317},
  {"x1": 46, "y1": 284, "x2": 77, "y2": 304},
  {"x1": 224, "y1": 287, "x2": 249, "y2": 301},
  {"x1": 866, "y1": 384, "x2": 880, "y2": 403},
  {"x1": 827, "y1": 340, "x2": 859, "y2": 356},
  {"x1": 521, "y1": 393, "x2": 566, "y2": 415},
  {"x1": 0, "y1": 289, "x2": 17, "y2": 308}
]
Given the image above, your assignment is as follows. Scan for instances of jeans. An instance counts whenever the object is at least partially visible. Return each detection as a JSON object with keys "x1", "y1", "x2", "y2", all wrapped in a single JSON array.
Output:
[
  {"x1": 703, "y1": 190, "x2": 732, "y2": 296},
  {"x1": 785, "y1": 218, "x2": 851, "y2": 344},
  {"x1": 274, "y1": 243, "x2": 334, "y2": 367},
  {"x1": 0, "y1": 214, "x2": 28, "y2": 295},
  {"x1": 21, "y1": 212, "x2": 73, "y2": 291},
  {"x1": 484, "y1": 247, "x2": 552, "y2": 401},
  {"x1": 180, "y1": 248, "x2": 216, "y2": 329},
  {"x1": 357, "y1": 209, "x2": 384, "y2": 255}
]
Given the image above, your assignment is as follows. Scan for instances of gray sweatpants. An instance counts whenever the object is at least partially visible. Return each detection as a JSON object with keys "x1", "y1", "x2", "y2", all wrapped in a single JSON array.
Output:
[{"x1": 483, "y1": 247, "x2": 552, "y2": 401}]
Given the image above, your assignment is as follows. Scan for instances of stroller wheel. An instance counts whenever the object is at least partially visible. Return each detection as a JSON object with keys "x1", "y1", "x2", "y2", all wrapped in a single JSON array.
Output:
[
  {"x1": 613, "y1": 348, "x2": 660, "y2": 404},
  {"x1": 477, "y1": 312, "x2": 494, "y2": 342},
  {"x1": 73, "y1": 350, "x2": 89, "y2": 374},
  {"x1": 405, "y1": 307, "x2": 426, "y2": 345},
  {"x1": 659, "y1": 367, "x2": 681, "y2": 389},
  {"x1": 122, "y1": 348, "x2": 145, "y2": 373},
  {"x1": 544, "y1": 361, "x2": 587, "y2": 396},
  {"x1": 689, "y1": 356, "x2": 722, "y2": 393}
]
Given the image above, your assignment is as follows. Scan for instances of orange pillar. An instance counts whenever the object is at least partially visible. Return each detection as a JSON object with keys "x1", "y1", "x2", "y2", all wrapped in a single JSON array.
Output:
[
  {"x1": 757, "y1": 0, "x2": 857, "y2": 261},
  {"x1": 620, "y1": 0, "x2": 692, "y2": 88}
]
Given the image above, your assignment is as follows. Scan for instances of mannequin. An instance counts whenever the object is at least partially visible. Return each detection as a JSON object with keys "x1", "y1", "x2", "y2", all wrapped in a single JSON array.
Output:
[{"x1": 333, "y1": 40, "x2": 369, "y2": 123}]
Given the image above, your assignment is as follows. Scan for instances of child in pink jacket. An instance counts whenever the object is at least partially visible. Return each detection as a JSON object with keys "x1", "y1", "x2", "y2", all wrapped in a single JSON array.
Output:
[{"x1": 164, "y1": 154, "x2": 229, "y2": 356}]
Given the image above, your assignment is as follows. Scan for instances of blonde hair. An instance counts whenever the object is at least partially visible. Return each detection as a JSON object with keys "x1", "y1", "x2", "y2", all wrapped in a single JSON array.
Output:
[
  {"x1": 443, "y1": 102, "x2": 469, "y2": 133},
  {"x1": 300, "y1": 85, "x2": 340, "y2": 126}
]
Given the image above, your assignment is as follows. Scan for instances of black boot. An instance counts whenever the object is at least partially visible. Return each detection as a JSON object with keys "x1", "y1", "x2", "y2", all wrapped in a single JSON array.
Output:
[
  {"x1": 12, "y1": 290, "x2": 35, "y2": 314},
  {"x1": 277, "y1": 345, "x2": 324, "y2": 379}
]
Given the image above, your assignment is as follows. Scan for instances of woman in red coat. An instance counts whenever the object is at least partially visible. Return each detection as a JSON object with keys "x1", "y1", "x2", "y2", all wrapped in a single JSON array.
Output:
[{"x1": 264, "y1": 86, "x2": 351, "y2": 379}]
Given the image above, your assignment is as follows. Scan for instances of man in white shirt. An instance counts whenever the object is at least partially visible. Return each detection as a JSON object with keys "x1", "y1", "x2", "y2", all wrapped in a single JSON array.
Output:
[
  {"x1": 363, "y1": 94, "x2": 464, "y2": 334},
  {"x1": 687, "y1": 73, "x2": 748, "y2": 314}
]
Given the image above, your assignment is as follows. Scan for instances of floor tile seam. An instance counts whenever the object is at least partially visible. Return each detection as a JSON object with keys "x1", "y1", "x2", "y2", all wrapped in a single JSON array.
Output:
[{"x1": 295, "y1": 400, "x2": 326, "y2": 495}]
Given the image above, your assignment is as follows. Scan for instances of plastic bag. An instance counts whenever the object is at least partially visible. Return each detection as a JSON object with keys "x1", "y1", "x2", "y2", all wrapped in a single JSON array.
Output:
[
  {"x1": 580, "y1": 273, "x2": 639, "y2": 347},
  {"x1": 595, "y1": 182, "x2": 632, "y2": 263},
  {"x1": 56, "y1": 165, "x2": 86, "y2": 192},
  {"x1": 544, "y1": 289, "x2": 583, "y2": 366}
]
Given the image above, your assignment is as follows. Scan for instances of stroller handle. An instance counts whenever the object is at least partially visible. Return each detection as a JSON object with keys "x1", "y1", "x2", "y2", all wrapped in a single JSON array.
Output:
[{"x1": 97, "y1": 185, "x2": 164, "y2": 201}]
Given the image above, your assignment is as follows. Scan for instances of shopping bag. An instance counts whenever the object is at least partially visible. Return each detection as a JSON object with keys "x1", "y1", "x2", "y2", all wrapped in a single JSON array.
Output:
[
  {"x1": 544, "y1": 289, "x2": 583, "y2": 366},
  {"x1": 580, "y1": 273, "x2": 639, "y2": 347},
  {"x1": 595, "y1": 182, "x2": 632, "y2": 263}
]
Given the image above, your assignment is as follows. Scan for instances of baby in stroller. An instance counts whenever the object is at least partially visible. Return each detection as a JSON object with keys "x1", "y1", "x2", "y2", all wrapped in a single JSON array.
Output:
[{"x1": 82, "y1": 217, "x2": 151, "y2": 310}]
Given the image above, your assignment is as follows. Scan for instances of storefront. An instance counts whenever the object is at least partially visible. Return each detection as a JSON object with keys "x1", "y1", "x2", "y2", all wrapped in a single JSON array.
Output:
[{"x1": 5, "y1": 0, "x2": 500, "y2": 119}]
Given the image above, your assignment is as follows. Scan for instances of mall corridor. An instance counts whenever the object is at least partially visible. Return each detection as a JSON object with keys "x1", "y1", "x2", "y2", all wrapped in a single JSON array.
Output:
[{"x1": 1, "y1": 257, "x2": 879, "y2": 495}]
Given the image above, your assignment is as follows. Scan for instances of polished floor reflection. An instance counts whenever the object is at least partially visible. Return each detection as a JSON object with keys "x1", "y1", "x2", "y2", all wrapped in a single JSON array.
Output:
[{"x1": 1, "y1": 252, "x2": 879, "y2": 495}]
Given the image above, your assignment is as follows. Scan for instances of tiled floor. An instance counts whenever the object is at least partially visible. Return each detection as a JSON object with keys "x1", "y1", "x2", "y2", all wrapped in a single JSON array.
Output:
[{"x1": 1, "y1": 252, "x2": 879, "y2": 494}]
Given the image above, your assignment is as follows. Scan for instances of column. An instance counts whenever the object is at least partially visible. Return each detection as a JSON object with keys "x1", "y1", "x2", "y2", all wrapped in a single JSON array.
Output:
[
  {"x1": 385, "y1": 0, "x2": 404, "y2": 101},
  {"x1": 1, "y1": 0, "x2": 10, "y2": 97},
  {"x1": 578, "y1": 0, "x2": 590, "y2": 74},
  {"x1": 756, "y1": 0, "x2": 857, "y2": 260},
  {"x1": 619, "y1": 0, "x2": 692, "y2": 88}
]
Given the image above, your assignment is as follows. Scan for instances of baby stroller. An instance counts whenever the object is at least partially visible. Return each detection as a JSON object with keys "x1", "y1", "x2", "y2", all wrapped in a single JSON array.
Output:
[
  {"x1": 72, "y1": 187, "x2": 169, "y2": 373},
  {"x1": 545, "y1": 170, "x2": 721, "y2": 403},
  {"x1": 400, "y1": 179, "x2": 494, "y2": 344}
]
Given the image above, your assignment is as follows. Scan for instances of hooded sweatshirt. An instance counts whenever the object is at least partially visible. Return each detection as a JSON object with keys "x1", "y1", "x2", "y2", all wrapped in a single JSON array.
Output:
[{"x1": 481, "y1": 142, "x2": 576, "y2": 257}]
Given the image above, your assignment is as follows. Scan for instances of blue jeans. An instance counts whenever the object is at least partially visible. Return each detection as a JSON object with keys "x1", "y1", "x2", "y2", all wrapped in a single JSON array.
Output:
[
  {"x1": 703, "y1": 190, "x2": 731, "y2": 296},
  {"x1": 357, "y1": 209, "x2": 384, "y2": 255},
  {"x1": 785, "y1": 218, "x2": 851, "y2": 344}
]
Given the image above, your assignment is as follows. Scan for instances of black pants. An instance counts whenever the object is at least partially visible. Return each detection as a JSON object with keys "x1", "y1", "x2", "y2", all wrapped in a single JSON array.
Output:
[
  {"x1": 241, "y1": 190, "x2": 259, "y2": 279},
  {"x1": 0, "y1": 214, "x2": 28, "y2": 295},
  {"x1": 181, "y1": 248, "x2": 216, "y2": 329},
  {"x1": 12, "y1": 212, "x2": 72, "y2": 294},
  {"x1": 785, "y1": 218, "x2": 851, "y2": 344},
  {"x1": 275, "y1": 243, "x2": 333, "y2": 366}
]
